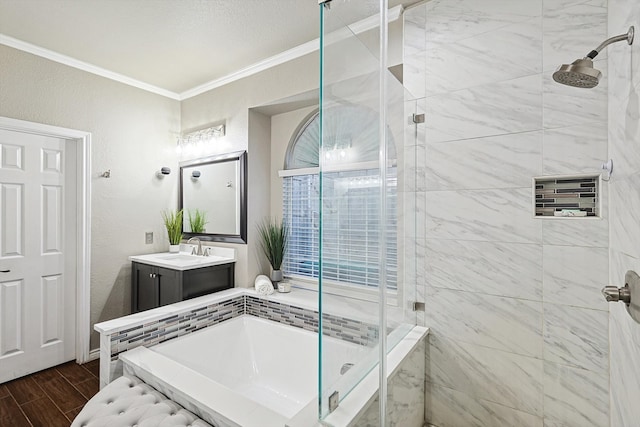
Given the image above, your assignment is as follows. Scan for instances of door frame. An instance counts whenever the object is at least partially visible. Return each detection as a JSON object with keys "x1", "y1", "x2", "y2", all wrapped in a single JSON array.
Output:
[{"x1": 0, "y1": 116, "x2": 92, "y2": 363}]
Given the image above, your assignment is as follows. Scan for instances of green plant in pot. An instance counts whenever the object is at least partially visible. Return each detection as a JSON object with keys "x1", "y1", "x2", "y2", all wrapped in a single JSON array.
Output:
[
  {"x1": 161, "y1": 209, "x2": 183, "y2": 253},
  {"x1": 187, "y1": 209, "x2": 208, "y2": 233},
  {"x1": 257, "y1": 218, "x2": 288, "y2": 290}
]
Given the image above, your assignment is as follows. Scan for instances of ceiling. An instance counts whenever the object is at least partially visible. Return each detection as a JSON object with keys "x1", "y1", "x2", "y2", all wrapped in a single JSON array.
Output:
[{"x1": 0, "y1": 0, "x2": 406, "y2": 98}]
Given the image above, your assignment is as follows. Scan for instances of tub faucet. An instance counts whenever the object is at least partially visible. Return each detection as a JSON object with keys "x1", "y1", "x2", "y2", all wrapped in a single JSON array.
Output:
[{"x1": 187, "y1": 237, "x2": 202, "y2": 256}]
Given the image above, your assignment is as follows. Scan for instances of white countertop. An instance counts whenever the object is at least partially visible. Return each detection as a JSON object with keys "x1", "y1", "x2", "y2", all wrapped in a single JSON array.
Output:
[{"x1": 128, "y1": 245, "x2": 235, "y2": 271}]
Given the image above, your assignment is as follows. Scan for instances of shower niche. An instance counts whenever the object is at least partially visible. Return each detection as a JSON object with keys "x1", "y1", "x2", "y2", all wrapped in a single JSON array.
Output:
[{"x1": 533, "y1": 174, "x2": 601, "y2": 218}]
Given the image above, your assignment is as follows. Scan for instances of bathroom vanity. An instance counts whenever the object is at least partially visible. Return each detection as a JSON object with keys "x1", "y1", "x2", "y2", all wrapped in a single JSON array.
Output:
[{"x1": 129, "y1": 247, "x2": 236, "y2": 313}]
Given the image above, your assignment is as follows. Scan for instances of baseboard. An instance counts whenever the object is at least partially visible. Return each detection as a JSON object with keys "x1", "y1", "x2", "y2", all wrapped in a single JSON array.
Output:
[{"x1": 88, "y1": 348, "x2": 100, "y2": 361}]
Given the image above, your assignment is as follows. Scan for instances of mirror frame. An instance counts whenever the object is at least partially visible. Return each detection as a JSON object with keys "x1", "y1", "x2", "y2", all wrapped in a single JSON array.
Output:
[{"x1": 179, "y1": 151, "x2": 247, "y2": 244}]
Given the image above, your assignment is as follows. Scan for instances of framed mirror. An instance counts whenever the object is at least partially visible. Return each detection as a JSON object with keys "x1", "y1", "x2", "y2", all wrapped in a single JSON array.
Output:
[{"x1": 179, "y1": 151, "x2": 247, "y2": 243}]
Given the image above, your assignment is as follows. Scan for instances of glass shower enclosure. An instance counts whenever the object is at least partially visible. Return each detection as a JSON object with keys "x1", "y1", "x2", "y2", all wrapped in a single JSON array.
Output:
[{"x1": 318, "y1": 0, "x2": 419, "y2": 423}]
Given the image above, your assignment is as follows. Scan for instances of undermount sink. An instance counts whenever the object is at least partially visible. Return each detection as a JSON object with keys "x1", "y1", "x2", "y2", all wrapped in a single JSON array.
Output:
[{"x1": 129, "y1": 247, "x2": 236, "y2": 271}]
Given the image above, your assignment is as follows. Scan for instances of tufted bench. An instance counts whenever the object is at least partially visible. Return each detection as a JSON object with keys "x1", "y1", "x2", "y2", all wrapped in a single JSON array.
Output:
[{"x1": 71, "y1": 375, "x2": 212, "y2": 427}]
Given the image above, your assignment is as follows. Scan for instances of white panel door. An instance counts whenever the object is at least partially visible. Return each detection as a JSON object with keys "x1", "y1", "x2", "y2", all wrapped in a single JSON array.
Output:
[{"x1": 0, "y1": 129, "x2": 75, "y2": 382}]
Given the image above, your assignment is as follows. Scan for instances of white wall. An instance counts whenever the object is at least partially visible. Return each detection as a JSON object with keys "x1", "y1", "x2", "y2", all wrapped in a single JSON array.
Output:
[
  {"x1": 0, "y1": 45, "x2": 181, "y2": 349},
  {"x1": 269, "y1": 105, "x2": 317, "y2": 219},
  {"x1": 0, "y1": 10, "x2": 405, "y2": 352},
  {"x1": 404, "y1": 1, "x2": 612, "y2": 425},
  {"x1": 608, "y1": 0, "x2": 640, "y2": 425}
]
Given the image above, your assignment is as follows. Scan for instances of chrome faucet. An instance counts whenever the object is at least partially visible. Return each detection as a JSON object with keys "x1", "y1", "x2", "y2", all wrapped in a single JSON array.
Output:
[{"x1": 186, "y1": 237, "x2": 202, "y2": 256}]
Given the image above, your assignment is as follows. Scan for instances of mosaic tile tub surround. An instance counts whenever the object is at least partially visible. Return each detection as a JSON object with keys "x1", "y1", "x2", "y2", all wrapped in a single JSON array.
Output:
[{"x1": 95, "y1": 289, "x2": 380, "y2": 386}]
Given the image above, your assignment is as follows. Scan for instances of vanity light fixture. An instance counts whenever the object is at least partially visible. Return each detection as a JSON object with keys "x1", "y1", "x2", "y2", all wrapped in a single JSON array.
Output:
[{"x1": 176, "y1": 124, "x2": 226, "y2": 155}]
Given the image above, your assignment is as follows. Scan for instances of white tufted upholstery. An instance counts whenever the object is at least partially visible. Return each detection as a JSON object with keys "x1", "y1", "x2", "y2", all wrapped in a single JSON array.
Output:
[{"x1": 71, "y1": 376, "x2": 212, "y2": 427}]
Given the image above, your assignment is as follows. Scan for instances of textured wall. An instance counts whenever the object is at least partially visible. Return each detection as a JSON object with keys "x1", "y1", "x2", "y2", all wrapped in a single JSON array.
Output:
[
  {"x1": 404, "y1": 1, "x2": 612, "y2": 425},
  {"x1": 0, "y1": 45, "x2": 181, "y2": 350},
  {"x1": 607, "y1": 0, "x2": 640, "y2": 425}
]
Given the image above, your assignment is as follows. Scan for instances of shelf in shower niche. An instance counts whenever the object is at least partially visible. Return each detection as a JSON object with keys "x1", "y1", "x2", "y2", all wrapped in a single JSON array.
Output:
[{"x1": 533, "y1": 174, "x2": 601, "y2": 219}]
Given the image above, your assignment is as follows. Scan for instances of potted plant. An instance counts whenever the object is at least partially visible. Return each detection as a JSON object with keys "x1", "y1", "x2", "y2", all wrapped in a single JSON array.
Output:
[
  {"x1": 257, "y1": 218, "x2": 288, "y2": 290},
  {"x1": 161, "y1": 209, "x2": 183, "y2": 252},
  {"x1": 187, "y1": 208, "x2": 208, "y2": 233}
]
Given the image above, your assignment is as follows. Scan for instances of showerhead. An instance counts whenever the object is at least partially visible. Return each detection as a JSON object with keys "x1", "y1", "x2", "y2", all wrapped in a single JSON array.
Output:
[
  {"x1": 553, "y1": 26, "x2": 634, "y2": 89},
  {"x1": 553, "y1": 58, "x2": 602, "y2": 88}
]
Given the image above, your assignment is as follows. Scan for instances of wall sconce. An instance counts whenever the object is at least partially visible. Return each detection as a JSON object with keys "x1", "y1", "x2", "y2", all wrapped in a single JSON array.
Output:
[
  {"x1": 156, "y1": 166, "x2": 171, "y2": 178},
  {"x1": 176, "y1": 124, "x2": 225, "y2": 155}
]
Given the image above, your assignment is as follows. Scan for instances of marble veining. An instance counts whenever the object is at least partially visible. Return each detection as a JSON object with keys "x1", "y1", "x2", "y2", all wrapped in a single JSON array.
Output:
[
  {"x1": 610, "y1": 173, "x2": 640, "y2": 260},
  {"x1": 426, "y1": 188, "x2": 542, "y2": 244},
  {"x1": 543, "y1": 303, "x2": 609, "y2": 373},
  {"x1": 425, "y1": 74, "x2": 543, "y2": 143},
  {"x1": 542, "y1": 245, "x2": 609, "y2": 310},
  {"x1": 541, "y1": 0, "x2": 607, "y2": 72},
  {"x1": 426, "y1": 383, "x2": 543, "y2": 427},
  {"x1": 425, "y1": 18, "x2": 542, "y2": 96},
  {"x1": 543, "y1": 361, "x2": 609, "y2": 427},
  {"x1": 427, "y1": 334, "x2": 544, "y2": 416},
  {"x1": 608, "y1": 100, "x2": 640, "y2": 180},
  {"x1": 542, "y1": 122, "x2": 608, "y2": 175},
  {"x1": 425, "y1": 131, "x2": 542, "y2": 190},
  {"x1": 424, "y1": 0, "x2": 542, "y2": 49},
  {"x1": 608, "y1": 250, "x2": 640, "y2": 427},
  {"x1": 426, "y1": 239, "x2": 543, "y2": 300},
  {"x1": 542, "y1": 61, "x2": 608, "y2": 129},
  {"x1": 425, "y1": 287, "x2": 543, "y2": 357}
]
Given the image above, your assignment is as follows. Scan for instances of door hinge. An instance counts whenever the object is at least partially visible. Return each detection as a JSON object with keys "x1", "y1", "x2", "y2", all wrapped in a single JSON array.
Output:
[
  {"x1": 412, "y1": 113, "x2": 425, "y2": 124},
  {"x1": 412, "y1": 301, "x2": 425, "y2": 312}
]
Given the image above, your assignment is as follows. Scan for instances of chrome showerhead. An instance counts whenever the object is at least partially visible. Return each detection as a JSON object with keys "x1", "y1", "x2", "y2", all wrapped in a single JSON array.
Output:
[
  {"x1": 553, "y1": 58, "x2": 602, "y2": 88},
  {"x1": 553, "y1": 26, "x2": 634, "y2": 89}
]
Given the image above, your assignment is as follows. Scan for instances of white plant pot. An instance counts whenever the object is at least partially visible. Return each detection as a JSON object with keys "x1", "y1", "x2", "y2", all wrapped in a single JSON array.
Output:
[{"x1": 169, "y1": 244, "x2": 180, "y2": 253}]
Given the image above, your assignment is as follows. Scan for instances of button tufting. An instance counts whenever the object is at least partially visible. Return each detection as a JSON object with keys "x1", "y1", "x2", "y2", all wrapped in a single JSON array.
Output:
[{"x1": 119, "y1": 411, "x2": 125, "y2": 415}]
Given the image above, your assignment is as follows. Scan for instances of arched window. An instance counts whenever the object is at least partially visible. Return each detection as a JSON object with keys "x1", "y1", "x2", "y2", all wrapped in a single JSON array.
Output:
[{"x1": 281, "y1": 107, "x2": 397, "y2": 290}]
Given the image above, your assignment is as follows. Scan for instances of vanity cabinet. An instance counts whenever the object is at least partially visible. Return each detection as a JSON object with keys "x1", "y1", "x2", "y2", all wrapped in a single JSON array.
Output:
[{"x1": 131, "y1": 261, "x2": 235, "y2": 313}]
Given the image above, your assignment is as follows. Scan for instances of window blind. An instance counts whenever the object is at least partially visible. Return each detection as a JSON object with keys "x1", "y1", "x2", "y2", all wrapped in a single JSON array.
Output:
[{"x1": 282, "y1": 168, "x2": 397, "y2": 290}]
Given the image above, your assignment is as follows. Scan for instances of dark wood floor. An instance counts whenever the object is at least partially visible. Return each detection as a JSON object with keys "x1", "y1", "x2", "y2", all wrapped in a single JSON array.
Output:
[{"x1": 0, "y1": 359, "x2": 100, "y2": 427}]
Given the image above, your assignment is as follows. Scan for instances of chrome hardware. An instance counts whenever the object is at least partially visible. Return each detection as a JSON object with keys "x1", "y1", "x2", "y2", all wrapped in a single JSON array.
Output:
[
  {"x1": 149, "y1": 273, "x2": 157, "y2": 278},
  {"x1": 328, "y1": 390, "x2": 339, "y2": 413},
  {"x1": 412, "y1": 301, "x2": 425, "y2": 312},
  {"x1": 0, "y1": 269, "x2": 10, "y2": 273},
  {"x1": 602, "y1": 285, "x2": 630, "y2": 303},
  {"x1": 340, "y1": 363, "x2": 354, "y2": 375},
  {"x1": 187, "y1": 237, "x2": 202, "y2": 256},
  {"x1": 603, "y1": 270, "x2": 640, "y2": 324},
  {"x1": 412, "y1": 113, "x2": 425, "y2": 124},
  {"x1": 203, "y1": 247, "x2": 212, "y2": 257}
]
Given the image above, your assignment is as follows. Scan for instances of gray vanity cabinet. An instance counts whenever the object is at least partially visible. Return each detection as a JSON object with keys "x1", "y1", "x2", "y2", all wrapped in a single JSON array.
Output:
[{"x1": 131, "y1": 261, "x2": 234, "y2": 313}]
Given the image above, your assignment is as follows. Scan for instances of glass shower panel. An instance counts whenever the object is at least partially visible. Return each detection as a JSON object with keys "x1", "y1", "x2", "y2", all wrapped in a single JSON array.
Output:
[
  {"x1": 318, "y1": 0, "x2": 418, "y2": 422},
  {"x1": 319, "y1": 0, "x2": 383, "y2": 420}
]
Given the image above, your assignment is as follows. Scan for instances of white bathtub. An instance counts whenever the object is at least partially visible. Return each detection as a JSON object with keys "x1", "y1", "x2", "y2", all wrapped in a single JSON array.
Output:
[{"x1": 120, "y1": 315, "x2": 369, "y2": 427}]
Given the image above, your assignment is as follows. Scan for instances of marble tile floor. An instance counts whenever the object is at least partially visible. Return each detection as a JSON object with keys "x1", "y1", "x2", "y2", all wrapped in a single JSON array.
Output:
[{"x1": 0, "y1": 359, "x2": 100, "y2": 427}]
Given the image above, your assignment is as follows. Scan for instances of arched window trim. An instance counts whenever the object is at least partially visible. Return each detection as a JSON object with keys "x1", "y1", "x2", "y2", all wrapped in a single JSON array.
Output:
[{"x1": 284, "y1": 108, "x2": 319, "y2": 170}]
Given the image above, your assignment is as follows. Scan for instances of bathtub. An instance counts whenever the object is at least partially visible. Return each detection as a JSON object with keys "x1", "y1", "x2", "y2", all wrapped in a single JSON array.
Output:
[{"x1": 120, "y1": 315, "x2": 370, "y2": 427}]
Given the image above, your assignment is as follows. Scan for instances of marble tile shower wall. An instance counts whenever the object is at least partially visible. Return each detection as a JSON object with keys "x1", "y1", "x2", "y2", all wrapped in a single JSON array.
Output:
[
  {"x1": 608, "y1": 0, "x2": 640, "y2": 426},
  {"x1": 403, "y1": 1, "x2": 611, "y2": 426}
]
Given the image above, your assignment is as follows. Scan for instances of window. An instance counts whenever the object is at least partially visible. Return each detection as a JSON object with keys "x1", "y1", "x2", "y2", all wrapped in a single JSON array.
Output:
[{"x1": 281, "y1": 109, "x2": 397, "y2": 290}]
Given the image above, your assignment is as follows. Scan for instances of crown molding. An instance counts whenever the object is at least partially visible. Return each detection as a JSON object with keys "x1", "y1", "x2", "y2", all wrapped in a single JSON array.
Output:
[
  {"x1": 179, "y1": 5, "x2": 404, "y2": 100},
  {"x1": 1, "y1": 5, "x2": 403, "y2": 102},
  {"x1": 0, "y1": 34, "x2": 181, "y2": 100}
]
